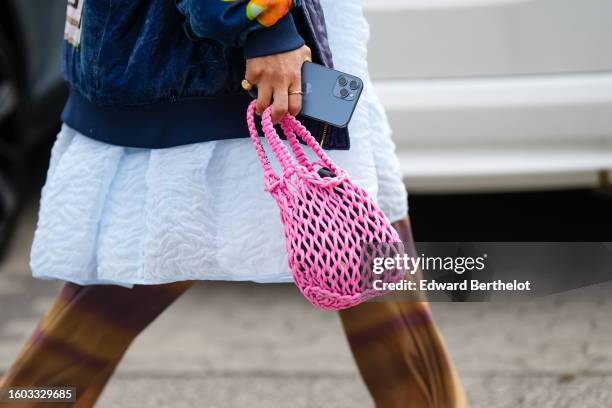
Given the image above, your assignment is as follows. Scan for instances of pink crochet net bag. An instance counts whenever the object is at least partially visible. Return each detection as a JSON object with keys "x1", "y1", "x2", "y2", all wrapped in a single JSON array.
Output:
[{"x1": 247, "y1": 101, "x2": 404, "y2": 310}]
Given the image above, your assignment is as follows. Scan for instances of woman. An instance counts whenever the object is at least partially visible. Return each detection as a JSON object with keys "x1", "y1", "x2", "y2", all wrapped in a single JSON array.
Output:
[{"x1": 1, "y1": 0, "x2": 467, "y2": 406}]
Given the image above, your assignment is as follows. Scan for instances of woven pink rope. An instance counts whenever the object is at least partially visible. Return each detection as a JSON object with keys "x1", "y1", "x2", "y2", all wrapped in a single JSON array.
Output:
[{"x1": 247, "y1": 100, "x2": 403, "y2": 310}]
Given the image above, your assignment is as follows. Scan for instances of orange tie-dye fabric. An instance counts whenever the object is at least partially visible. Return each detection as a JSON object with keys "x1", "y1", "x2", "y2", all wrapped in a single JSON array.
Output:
[{"x1": 224, "y1": 0, "x2": 294, "y2": 27}]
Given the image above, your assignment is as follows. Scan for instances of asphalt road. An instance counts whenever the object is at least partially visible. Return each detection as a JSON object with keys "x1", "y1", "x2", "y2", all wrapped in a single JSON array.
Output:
[{"x1": 1, "y1": 188, "x2": 611, "y2": 407}]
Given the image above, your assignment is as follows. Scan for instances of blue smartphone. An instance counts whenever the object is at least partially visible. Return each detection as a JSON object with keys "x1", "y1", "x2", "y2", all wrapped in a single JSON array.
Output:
[
  {"x1": 248, "y1": 62, "x2": 363, "y2": 128},
  {"x1": 300, "y1": 61, "x2": 363, "y2": 128}
]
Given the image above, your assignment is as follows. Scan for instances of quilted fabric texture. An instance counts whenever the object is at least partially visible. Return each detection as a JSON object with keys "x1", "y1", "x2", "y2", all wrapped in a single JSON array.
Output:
[
  {"x1": 29, "y1": 0, "x2": 408, "y2": 287},
  {"x1": 247, "y1": 101, "x2": 403, "y2": 310}
]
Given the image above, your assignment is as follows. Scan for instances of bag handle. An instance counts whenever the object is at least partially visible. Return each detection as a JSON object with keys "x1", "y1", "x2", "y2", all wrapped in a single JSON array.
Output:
[
  {"x1": 247, "y1": 100, "x2": 341, "y2": 180},
  {"x1": 247, "y1": 101, "x2": 275, "y2": 180},
  {"x1": 247, "y1": 100, "x2": 296, "y2": 182},
  {"x1": 279, "y1": 114, "x2": 340, "y2": 174}
]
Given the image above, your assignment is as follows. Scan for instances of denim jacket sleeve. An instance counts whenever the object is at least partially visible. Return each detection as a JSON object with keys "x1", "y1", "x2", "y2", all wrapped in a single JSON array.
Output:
[{"x1": 175, "y1": 0, "x2": 305, "y2": 59}]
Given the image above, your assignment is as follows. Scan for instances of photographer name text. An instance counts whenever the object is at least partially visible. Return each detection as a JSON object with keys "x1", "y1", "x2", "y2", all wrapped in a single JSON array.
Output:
[{"x1": 373, "y1": 279, "x2": 531, "y2": 292}]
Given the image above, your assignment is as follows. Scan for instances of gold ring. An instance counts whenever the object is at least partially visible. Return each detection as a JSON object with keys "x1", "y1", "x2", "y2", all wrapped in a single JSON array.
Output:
[
  {"x1": 289, "y1": 90, "x2": 303, "y2": 95},
  {"x1": 241, "y1": 79, "x2": 253, "y2": 91}
]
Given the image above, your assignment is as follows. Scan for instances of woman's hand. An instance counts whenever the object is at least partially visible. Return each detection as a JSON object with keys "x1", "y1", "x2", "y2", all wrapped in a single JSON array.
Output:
[{"x1": 245, "y1": 45, "x2": 311, "y2": 123}]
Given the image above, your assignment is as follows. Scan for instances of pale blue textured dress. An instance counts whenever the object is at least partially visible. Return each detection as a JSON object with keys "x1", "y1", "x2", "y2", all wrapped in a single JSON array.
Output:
[{"x1": 29, "y1": 0, "x2": 408, "y2": 287}]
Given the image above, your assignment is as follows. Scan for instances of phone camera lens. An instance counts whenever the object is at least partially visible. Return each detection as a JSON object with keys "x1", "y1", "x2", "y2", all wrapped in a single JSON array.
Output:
[
  {"x1": 340, "y1": 88, "x2": 349, "y2": 98},
  {"x1": 338, "y1": 76, "x2": 348, "y2": 86},
  {"x1": 349, "y1": 80, "x2": 359, "y2": 90}
]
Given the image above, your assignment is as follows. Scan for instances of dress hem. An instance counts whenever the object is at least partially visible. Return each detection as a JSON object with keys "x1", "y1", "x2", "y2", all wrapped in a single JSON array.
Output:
[{"x1": 32, "y1": 272, "x2": 295, "y2": 288}]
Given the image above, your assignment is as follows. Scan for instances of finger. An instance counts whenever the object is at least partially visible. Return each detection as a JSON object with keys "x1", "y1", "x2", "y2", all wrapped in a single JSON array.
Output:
[
  {"x1": 245, "y1": 61, "x2": 262, "y2": 85},
  {"x1": 244, "y1": 72, "x2": 258, "y2": 93},
  {"x1": 244, "y1": 71, "x2": 257, "y2": 87},
  {"x1": 271, "y1": 86, "x2": 289, "y2": 124},
  {"x1": 303, "y1": 46, "x2": 312, "y2": 62},
  {"x1": 288, "y1": 82, "x2": 302, "y2": 117},
  {"x1": 256, "y1": 84, "x2": 273, "y2": 116}
]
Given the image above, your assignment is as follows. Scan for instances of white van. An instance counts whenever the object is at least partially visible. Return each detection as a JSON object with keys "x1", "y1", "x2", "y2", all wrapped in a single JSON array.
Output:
[{"x1": 365, "y1": 0, "x2": 612, "y2": 192}]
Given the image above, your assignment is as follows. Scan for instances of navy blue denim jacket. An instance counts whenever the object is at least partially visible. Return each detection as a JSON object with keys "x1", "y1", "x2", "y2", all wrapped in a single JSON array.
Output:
[{"x1": 61, "y1": 0, "x2": 349, "y2": 150}]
